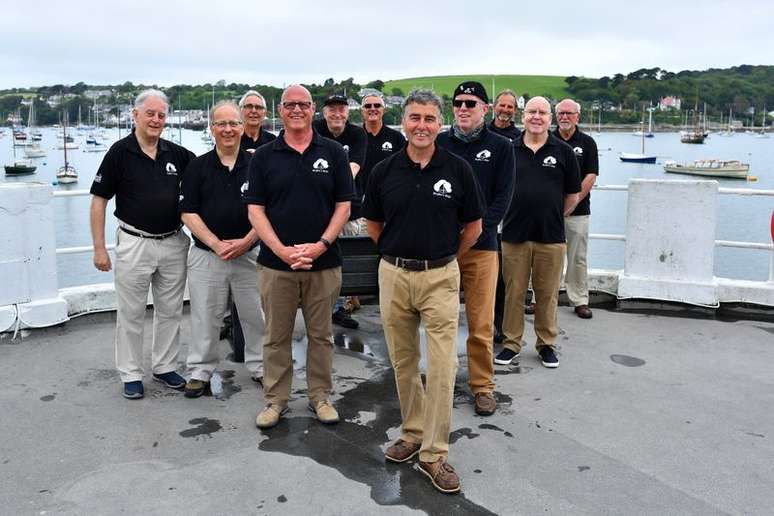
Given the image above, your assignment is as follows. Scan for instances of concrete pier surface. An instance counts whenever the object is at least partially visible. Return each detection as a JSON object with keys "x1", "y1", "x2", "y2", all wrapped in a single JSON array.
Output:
[{"x1": 1, "y1": 305, "x2": 773, "y2": 515}]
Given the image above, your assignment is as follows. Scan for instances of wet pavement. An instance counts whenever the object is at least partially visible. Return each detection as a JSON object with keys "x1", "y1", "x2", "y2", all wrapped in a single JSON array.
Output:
[{"x1": 1, "y1": 304, "x2": 773, "y2": 515}]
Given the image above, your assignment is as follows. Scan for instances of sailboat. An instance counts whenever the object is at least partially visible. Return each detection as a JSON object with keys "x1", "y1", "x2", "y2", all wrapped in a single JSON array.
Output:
[
  {"x1": 633, "y1": 105, "x2": 654, "y2": 138},
  {"x1": 56, "y1": 112, "x2": 78, "y2": 184},
  {"x1": 680, "y1": 104, "x2": 706, "y2": 144},
  {"x1": 4, "y1": 130, "x2": 37, "y2": 175},
  {"x1": 756, "y1": 106, "x2": 769, "y2": 138},
  {"x1": 720, "y1": 108, "x2": 734, "y2": 137},
  {"x1": 24, "y1": 100, "x2": 47, "y2": 158},
  {"x1": 57, "y1": 110, "x2": 79, "y2": 150},
  {"x1": 620, "y1": 114, "x2": 657, "y2": 164}
]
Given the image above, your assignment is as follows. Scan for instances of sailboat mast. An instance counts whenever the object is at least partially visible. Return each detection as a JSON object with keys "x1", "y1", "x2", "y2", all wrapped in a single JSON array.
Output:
[{"x1": 63, "y1": 112, "x2": 69, "y2": 168}]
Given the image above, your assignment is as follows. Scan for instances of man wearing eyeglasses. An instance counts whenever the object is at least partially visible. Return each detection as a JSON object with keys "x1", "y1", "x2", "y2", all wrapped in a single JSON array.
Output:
[
  {"x1": 312, "y1": 94, "x2": 368, "y2": 330},
  {"x1": 554, "y1": 99, "x2": 598, "y2": 320},
  {"x1": 239, "y1": 90, "x2": 276, "y2": 153},
  {"x1": 495, "y1": 97, "x2": 581, "y2": 369},
  {"x1": 89, "y1": 89, "x2": 195, "y2": 400},
  {"x1": 180, "y1": 101, "x2": 265, "y2": 398},
  {"x1": 489, "y1": 89, "x2": 522, "y2": 143},
  {"x1": 436, "y1": 81, "x2": 514, "y2": 417},
  {"x1": 245, "y1": 85, "x2": 354, "y2": 429}
]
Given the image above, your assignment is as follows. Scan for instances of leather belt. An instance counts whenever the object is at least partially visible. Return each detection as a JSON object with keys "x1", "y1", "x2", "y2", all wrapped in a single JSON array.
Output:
[
  {"x1": 382, "y1": 254, "x2": 455, "y2": 271},
  {"x1": 120, "y1": 226, "x2": 181, "y2": 240}
]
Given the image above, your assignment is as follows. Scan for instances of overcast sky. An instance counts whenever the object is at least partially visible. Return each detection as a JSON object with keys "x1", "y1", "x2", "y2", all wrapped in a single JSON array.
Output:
[{"x1": 3, "y1": 0, "x2": 772, "y2": 90}]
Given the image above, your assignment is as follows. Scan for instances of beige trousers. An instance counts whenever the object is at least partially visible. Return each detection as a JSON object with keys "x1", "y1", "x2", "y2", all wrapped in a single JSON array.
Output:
[
  {"x1": 186, "y1": 246, "x2": 265, "y2": 381},
  {"x1": 258, "y1": 265, "x2": 341, "y2": 407},
  {"x1": 113, "y1": 224, "x2": 189, "y2": 383},
  {"x1": 563, "y1": 215, "x2": 590, "y2": 307},
  {"x1": 378, "y1": 258, "x2": 460, "y2": 463}
]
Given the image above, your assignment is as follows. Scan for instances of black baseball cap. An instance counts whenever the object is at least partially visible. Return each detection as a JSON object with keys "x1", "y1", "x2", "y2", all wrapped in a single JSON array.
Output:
[
  {"x1": 323, "y1": 94, "x2": 348, "y2": 106},
  {"x1": 453, "y1": 81, "x2": 489, "y2": 104}
]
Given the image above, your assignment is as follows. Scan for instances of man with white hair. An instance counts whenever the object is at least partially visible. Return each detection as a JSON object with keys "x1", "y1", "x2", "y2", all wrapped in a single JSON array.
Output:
[
  {"x1": 239, "y1": 90, "x2": 276, "y2": 153},
  {"x1": 90, "y1": 89, "x2": 195, "y2": 399}
]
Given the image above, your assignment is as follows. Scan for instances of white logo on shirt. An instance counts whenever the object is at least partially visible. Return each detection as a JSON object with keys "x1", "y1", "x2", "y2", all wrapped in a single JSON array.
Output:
[
  {"x1": 475, "y1": 149, "x2": 491, "y2": 162},
  {"x1": 433, "y1": 179, "x2": 453, "y2": 199},
  {"x1": 312, "y1": 158, "x2": 330, "y2": 173},
  {"x1": 342, "y1": 145, "x2": 350, "y2": 154},
  {"x1": 573, "y1": 146, "x2": 583, "y2": 156},
  {"x1": 382, "y1": 141, "x2": 393, "y2": 151},
  {"x1": 179, "y1": 194, "x2": 184, "y2": 202},
  {"x1": 240, "y1": 181, "x2": 249, "y2": 193},
  {"x1": 542, "y1": 156, "x2": 557, "y2": 168},
  {"x1": 94, "y1": 173, "x2": 102, "y2": 183},
  {"x1": 166, "y1": 163, "x2": 178, "y2": 175}
]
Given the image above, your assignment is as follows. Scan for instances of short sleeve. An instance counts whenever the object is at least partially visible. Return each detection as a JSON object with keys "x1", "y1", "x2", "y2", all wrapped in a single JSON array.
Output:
[
  {"x1": 564, "y1": 147, "x2": 582, "y2": 194},
  {"x1": 585, "y1": 136, "x2": 599, "y2": 176}
]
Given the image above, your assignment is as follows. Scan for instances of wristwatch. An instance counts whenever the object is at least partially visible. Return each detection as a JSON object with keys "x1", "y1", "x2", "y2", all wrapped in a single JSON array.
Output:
[{"x1": 319, "y1": 237, "x2": 331, "y2": 249}]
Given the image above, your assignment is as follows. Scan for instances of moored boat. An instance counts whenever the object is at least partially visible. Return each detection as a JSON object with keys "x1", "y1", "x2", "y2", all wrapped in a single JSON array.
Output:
[
  {"x1": 4, "y1": 158, "x2": 37, "y2": 175},
  {"x1": 663, "y1": 159, "x2": 749, "y2": 179}
]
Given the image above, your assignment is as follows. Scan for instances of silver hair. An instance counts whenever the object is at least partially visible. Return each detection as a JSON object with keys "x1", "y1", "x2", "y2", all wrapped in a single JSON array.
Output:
[
  {"x1": 239, "y1": 90, "x2": 267, "y2": 108},
  {"x1": 361, "y1": 92, "x2": 385, "y2": 106},
  {"x1": 209, "y1": 100, "x2": 241, "y2": 123},
  {"x1": 402, "y1": 88, "x2": 443, "y2": 119},
  {"x1": 494, "y1": 89, "x2": 518, "y2": 106},
  {"x1": 133, "y1": 89, "x2": 168, "y2": 111},
  {"x1": 556, "y1": 98, "x2": 581, "y2": 114}
]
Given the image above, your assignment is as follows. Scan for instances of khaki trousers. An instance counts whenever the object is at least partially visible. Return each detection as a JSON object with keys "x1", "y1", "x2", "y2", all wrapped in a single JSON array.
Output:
[
  {"x1": 378, "y1": 259, "x2": 460, "y2": 463},
  {"x1": 501, "y1": 241, "x2": 565, "y2": 353},
  {"x1": 564, "y1": 215, "x2": 590, "y2": 307},
  {"x1": 113, "y1": 225, "x2": 189, "y2": 383},
  {"x1": 258, "y1": 265, "x2": 341, "y2": 407},
  {"x1": 186, "y1": 246, "x2": 265, "y2": 381},
  {"x1": 458, "y1": 249, "x2": 498, "y2": 394}
]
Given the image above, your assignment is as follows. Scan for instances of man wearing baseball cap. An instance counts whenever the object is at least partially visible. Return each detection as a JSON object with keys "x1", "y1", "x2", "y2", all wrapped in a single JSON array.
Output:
[{"x1": 437, "y1": 81, "x2": 515, "y2": 416}]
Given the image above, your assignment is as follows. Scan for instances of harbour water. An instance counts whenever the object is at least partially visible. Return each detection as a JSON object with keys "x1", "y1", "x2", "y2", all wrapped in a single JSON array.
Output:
[{"x1": 1, "y1": 126, "x2": 772, "y2": 288}]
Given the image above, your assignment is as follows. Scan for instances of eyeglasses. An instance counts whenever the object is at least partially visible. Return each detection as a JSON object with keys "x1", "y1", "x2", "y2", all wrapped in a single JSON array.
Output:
[
  {"x1": 452, "y1": 99, "x2": 479, "y2": 108},
  {"x1": 525, "y1": 109, "x2": 551, "y2": 116},
  {"x1": 212, "y1": 120, "x2": 243, "y2": 128},
  {"x1": 556, "y1": 111, "x2": 578, "y2": 117},
  {"x1": 363, "y1": 103, "x2": 383, "y2": 109},
  {"x1": 242, "y1": 103, "x2": 266, "y2": 111},
  {"x1": 282, "y1": 101, "x2": 312, "y2": 111}
]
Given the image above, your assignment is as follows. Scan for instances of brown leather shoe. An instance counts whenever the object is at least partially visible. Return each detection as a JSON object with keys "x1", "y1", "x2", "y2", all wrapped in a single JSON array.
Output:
[
  {"x1": 474, "y1": 392, "x2": 496, "y2": 416},
  {"x1": 418, "y1": 458, "x2": 461, "y2": 493},
  {"x1": 574, "y1": 305, "x2": 593, "y2": 319},
  {"x1": 525, "y1": 303, "x2": 536, "y2": 315},
  {"x1": 384, "y1": 439, "x2": 421, "y2": 463}
]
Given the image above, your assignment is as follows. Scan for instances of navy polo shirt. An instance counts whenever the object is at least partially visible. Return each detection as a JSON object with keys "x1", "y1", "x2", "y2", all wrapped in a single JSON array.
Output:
[
  {"x1": 180, "y1": 149, "x2": 253, "y2": 251},
  {"x1": 488, "y1": 120, "x2": 522, "y2": 143},
  {"x1": 243, "y1": 131, "x2": 355, "y2": 271},
  {"x1": 359, "y1": 124, "x2": 405, "y2": 218},
  {"x1": 552, "y1": 127, "x2": 599, "y2": 216},
  {"x1": 437, "y1": 125, "x2": 514, "y2": 251},
  {"x1": 362, "y1": 146, "x2": 484, "y2": 261},
  {"x1": 240, "y1": 128, "x2": 277, "y2": 152},
  {"x1": 502, "y1": 133, "x2": 581, "y2": 244},
  {"x1": 90, "y1": 130, "x2": 195, "y2": 234}
]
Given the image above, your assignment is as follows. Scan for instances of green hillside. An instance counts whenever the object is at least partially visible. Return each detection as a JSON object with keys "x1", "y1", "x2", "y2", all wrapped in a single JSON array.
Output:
[{"x1": 383, "y1": 74, "x2": 569, "y2": 100}]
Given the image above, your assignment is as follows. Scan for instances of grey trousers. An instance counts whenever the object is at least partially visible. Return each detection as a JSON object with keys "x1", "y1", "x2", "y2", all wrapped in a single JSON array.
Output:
[
  {"x1": 114, "y1": 223, "x2": 189, "y2": 383},
  {"x1": 186, "y1": 245, "x2": 265, "y2": 381}
]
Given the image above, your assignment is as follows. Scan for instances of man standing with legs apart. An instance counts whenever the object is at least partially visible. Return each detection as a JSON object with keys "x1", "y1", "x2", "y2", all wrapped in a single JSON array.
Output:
[
  {"x1": 90, "y1": 89, "x2": 195, "y2": 399},
  {"x1": 495, "y1": 97, "x2": 580, "y2": 369},
  {"x1": 245, "y1": 85, "x2": 354, "y2": 429},
  {"x1": 363, "y1": 89, "x2": 483, "y2": 494},
  {"x1": 437, "y1": 81, "x2": 514, "y2": 416},
  {"x1": 180, "y1": 101, "x2": 265, "y2": 398},
  {"x1": 554, "y1": 99, "x2": 598, "y2": 319}
]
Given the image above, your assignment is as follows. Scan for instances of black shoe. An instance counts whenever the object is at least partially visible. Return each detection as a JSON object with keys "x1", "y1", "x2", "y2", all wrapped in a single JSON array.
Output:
[
  {"x1": 184, "y1": 379, "x2": 210, "y2": 398},
  {"x1": 332, "y1": 308, "x2": 359, "y2": 329},
  {"x1": 494, "y1": 348, "x2": 520, "y2": 365},
  {"x1": 493, "y1": 329, "x2": 505, "y2": 344},
  {"x1": 123, "y1": 381, "x2": 144, "y2": 400},
  {"x1": 539, "y1": 347, "x2": 559, "y2": 368},
  {"x1": 152, "y1": 371, "x2": 186, "y2": 389}
]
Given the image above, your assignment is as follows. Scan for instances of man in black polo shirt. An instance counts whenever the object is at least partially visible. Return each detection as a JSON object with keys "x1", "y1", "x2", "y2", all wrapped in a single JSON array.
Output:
[
  {"x1": 180, "y1": 100, "x2": 265, "y2": 398},
  {"x1": 494, "y1": 96, "x2": 581, "y2": 369},
  {"x1": 361, "y1": 92, "x2": 405, "y2": 194},
  {"x1": 489, "y1": 89, "x2": 522, "y2": 142},
  {"x1": 312, "y1": 94, "x2": 368, "y2": 330},
  {"x1": 245, "y1": 84, "x2": 354, "y2": 429},
  {"x1": 89, "y1": 89, "x2": 195, "y2": 400},
  {"x1": 437, "y1": 81, "x2": 514, "y2": 417},
  {"x1": 363, "y1": 89, "x2": 483, "y2": 494},
  {"x1": 239, "y1": 90, "x2": 276, "y2": 153},
  {"x1": 554, "y1": 98, "x2": 599, "y2": 320}
]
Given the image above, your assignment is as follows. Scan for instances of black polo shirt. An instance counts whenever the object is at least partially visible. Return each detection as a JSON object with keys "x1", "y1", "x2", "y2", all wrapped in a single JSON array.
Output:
[
  {"x1": 362, "y1": 147, "x2": 484, "y2": 261},
  {"x1": 359, "y1": 124, "x2": 405, "y2": 219},
  {"x1": 313, "y1": 119, "x2": 367, "y2": 221},
  {"x1": 240, "y1": 128, "x2": 277, "y2": 152},
  {"x1": 552, "y1": 127, "x2": 599, "y2": 216},
  {"x1": 180, "y1": 149, "x2": 253, "y2": 251},
  {"x1": 502, "y1": 133, "x2": 581, "y2": 244},
  {"x1": 243, "y1": 131, "x2": 355, "y2": 272},
  {"x1": 90, "y1": 130, "x2": 195, "y2": 234},
  {"x1": 488, "y1": 120, "x2": 522, "y2": 143},
  {"x1": 437, "y1": 125, "x2": 514, "y2": 251}
]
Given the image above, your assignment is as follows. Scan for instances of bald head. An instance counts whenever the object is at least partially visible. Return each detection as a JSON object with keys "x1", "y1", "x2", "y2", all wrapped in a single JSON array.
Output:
[
  {"x1": 522, "y1": 96, "x2": 552, "y2": 137},
  {"x1": 281, "y1": 84, "x2": 312, "y2": 104}
]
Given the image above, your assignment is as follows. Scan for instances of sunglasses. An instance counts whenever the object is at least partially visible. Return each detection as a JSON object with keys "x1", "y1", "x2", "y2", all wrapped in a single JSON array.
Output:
[
  {"x1": 363, "y1": 103, "x2": 383, "y2": 109},
  {"x1": 452, "y1": 99, "x2": 479, "y2": 108}
]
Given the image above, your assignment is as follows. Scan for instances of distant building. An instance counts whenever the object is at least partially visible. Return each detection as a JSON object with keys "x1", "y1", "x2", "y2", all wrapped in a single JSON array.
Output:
[
  {"x1": 659, "y1": 96, "x2": 681, "y2": 111},
  {"x1": 46, "y1": 94, "x2": 77, "y2": 107},
  {"x1": 517, "y1": 96, "x2": 526, "y2": 109},
  {"x1": 384, "y1": 95, "x2": 404, "y2": 107},
  {"x1": 358, "y1": 87, "x2": 382, "y2": 99},
  {"x1": 347, "y1": 98, "x2": 360, "y2": 111},
  {"x1": 84, "y1": 89, "x2": 114, "y2": 100}
]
